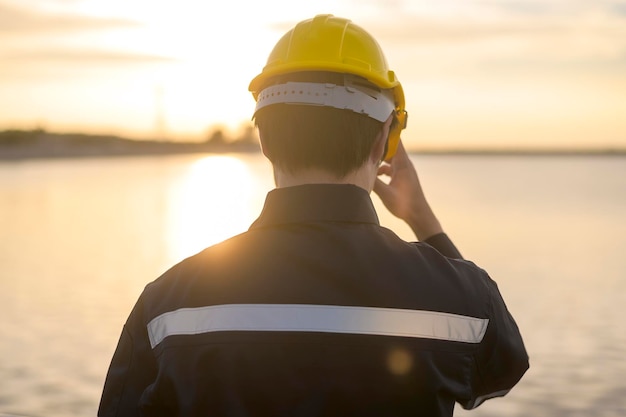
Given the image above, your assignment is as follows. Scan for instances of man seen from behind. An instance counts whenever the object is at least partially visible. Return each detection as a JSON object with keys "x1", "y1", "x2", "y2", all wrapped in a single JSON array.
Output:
[{"x1": 98, "y1": 14, "x2": 529, "y2": 417}]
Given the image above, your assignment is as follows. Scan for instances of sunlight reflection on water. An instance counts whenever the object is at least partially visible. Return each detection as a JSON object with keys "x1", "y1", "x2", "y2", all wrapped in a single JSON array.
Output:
[{"x1": 166, "y1": 155, "x2": 263, "y2": 260}]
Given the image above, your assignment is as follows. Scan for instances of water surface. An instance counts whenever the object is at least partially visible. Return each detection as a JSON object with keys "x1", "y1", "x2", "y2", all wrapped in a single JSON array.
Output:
[{"x1": 1, "y1": 153, "x2": 625, "y2": 416}]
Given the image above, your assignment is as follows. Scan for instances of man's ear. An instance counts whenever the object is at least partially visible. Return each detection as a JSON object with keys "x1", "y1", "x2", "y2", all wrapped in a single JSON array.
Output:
[
  {"x1": 371, "y1": 116, "x2": 393, "y2": 163},
  {"x1": 371, "y1": 131, "x2": 387, "y2": 163},
  {"x1": 257, "y1": 130, "x2": 270, "y2": 159}
]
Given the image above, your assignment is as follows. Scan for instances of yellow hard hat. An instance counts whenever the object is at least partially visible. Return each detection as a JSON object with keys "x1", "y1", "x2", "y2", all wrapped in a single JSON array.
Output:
[{"x1": 249, "y1": 14, "x2": 407, "y2": 161}]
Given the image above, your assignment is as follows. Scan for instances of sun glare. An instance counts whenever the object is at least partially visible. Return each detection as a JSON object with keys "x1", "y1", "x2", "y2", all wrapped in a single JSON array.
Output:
[
  {"x1": 72, "y1": 1, "x2": 374, "y2": 139},
  {"x1": 42, "y1": 1, "x2": 292, "y2": 138},
  {"x1": 166, "y1": 155, "x2": 260, "y2": 262}
]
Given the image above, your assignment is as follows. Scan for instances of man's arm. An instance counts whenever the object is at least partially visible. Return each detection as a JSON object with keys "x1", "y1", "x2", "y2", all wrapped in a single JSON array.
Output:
[
  {"x1": 99, "y1": 299, "x2": 157, "y2": 416},
  {"x1": 462, "y1": 277, "x2": 529, "y2": 409},
  {"x1": 375, "y1": 139, "x2": 528, "y2": 405},
  {"x1": 374, "y1": 140, "x2": 462, "y2": 258}
]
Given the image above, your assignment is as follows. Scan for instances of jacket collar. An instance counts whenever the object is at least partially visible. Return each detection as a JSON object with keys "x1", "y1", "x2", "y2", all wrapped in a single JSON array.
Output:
[{"x1": 250, "y1": 184, "x2": 379, "y2": 229}]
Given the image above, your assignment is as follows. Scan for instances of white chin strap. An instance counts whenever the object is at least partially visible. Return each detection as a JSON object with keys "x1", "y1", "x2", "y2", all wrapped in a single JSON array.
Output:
[{"x1": 253, "y1": 81, "x2": 395, "y2": 123}]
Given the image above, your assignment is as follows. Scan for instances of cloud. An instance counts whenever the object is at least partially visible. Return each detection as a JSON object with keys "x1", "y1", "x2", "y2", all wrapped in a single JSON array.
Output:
[
  {"x1": 2, "y1": 47, "x2": 177, "y2": 63},
  {"x1": 479, "y1": 0, "x2": 626, "y2": 17},
  {"x1": 363, "y1": 6, "x2": 625, "y2": 45},
  {"x1": 366, "y1": 17, "x2": 557, "y2": 44},
  {"x1": 0, "y1": 2, "x2": 172, "y2": 71},
  {"x1": 354, "y1": 3, "x2": 626, "y2": 77},
  {"x1": 610, "y1": 1, "x2": 626, "y2": 16},
  {"x1": 0, "y1": 2, "x2": 138, "y2": 35}
]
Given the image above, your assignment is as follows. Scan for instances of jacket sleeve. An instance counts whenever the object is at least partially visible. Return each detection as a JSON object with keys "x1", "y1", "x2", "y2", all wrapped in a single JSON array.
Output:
[
  {"x1": 98, "y1": 297, "x2": 158, "y2": 417},
  {"x1": 423, "y1": 232, "x2": 463, "y2": 259},
  {"x1": 461, "y1": 276, "x2": 529, "y2": 409}
]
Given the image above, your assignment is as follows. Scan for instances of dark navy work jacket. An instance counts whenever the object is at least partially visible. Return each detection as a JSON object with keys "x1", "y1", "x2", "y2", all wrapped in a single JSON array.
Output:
[{"x1": 99, "y1": 184, "x2": 528, "y2": 417}]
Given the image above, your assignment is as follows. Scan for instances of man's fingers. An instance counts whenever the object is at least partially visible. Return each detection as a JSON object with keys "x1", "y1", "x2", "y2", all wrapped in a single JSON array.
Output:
[
  {"x1": 389, "y1": 140, "x2": 410, "y2": 168},
  {"x1": 377, "y1": 164, "x2": 392, "y2": 177}
]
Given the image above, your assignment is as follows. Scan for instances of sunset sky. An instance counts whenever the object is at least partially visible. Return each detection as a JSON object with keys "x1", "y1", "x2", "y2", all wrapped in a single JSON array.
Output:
[{"x1": 1, "y1": 0, "x2": 625, "y2": 150}]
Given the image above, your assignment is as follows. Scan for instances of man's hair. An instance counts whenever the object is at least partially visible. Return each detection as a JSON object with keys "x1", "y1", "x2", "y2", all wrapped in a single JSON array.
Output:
[{"x1": 254, "y1": 72, "x2": 385, "y2": 178}]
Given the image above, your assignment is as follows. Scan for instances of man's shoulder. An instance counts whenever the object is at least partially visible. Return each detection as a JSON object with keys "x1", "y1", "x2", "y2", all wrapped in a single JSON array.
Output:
[{"x1": 142, "y1": 231, "x2": 253, "y2": 298}]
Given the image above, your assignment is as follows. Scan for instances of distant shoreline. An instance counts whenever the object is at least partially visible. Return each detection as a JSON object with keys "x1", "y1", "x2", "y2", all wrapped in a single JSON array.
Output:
[
  {"x1": 0, "y1": 129, "x2": 260, "y2": 161},
  {"x1": 1, "y1": 129, "x2": 624, "y2": 160}
]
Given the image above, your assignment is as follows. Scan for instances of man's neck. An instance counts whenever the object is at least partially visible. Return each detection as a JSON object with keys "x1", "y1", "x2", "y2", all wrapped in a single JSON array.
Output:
[{"x1": 274, "y1": 166, "x2": 376, "y2": 192}]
